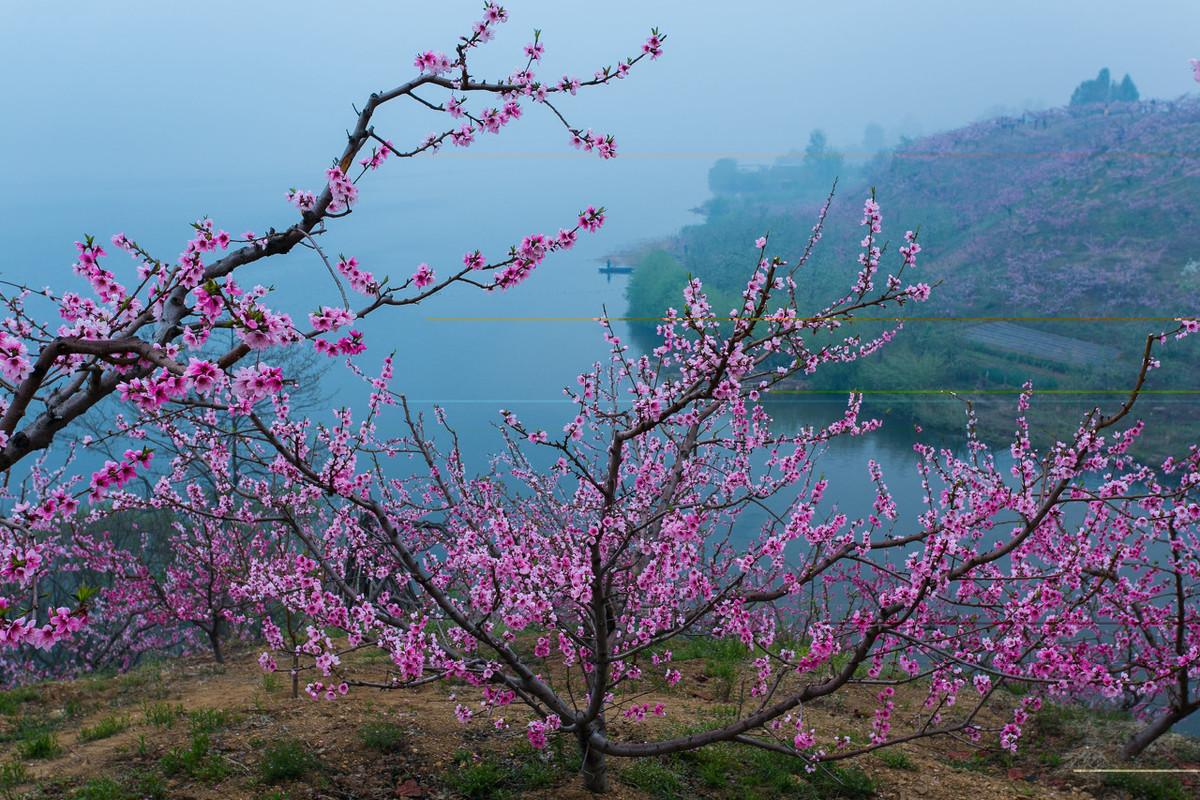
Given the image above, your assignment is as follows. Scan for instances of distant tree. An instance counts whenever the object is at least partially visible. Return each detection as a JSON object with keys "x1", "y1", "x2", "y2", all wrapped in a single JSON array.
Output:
[
  {"x1": 861, "y1": 123, "x2": 886, "y2": 154},
  {"x1": 804, "y1": 128, "x2": 829, "y2": 162},
  {"x1": 1115, "y1": 73, "x2": 1140, "y2": 102},
  {"x1": 803, "y1": 128, "x2": 843, "y2": 186},
  {"x1": 1070, "y1": 68, "x2": 1138, "y2": 105},
  {"x1": 1071, "y1": 67, "x2": 1111, "y2": 105},
  {"x1": 708, "y1": 157, "x2": 741, "y2": 194}
]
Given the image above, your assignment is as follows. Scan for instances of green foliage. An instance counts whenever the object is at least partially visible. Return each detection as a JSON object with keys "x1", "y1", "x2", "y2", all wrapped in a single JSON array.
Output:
[
  {"x1": 70, "y1": 778, "x2": 125, "y2": 800},
  {"x1": 115, "y1": 665, "x2": 160, "y2": 692},
  {"x1": 358, "y1": 720, "x2": 405, "y2": 753},
  {"x1": 806, "y1": 764, "x2": 876, "y2": 799},
  {"x1": 709, "y1": 158, "x2": 742, "y2": 194},
  {"x1": 447, "y1": 744, "x2": 574, "y2": 800},
  {"x1": 448, "y1": 753, "x2": 511, "y2": 799},
  {"x1": 625, "y1": 250, "x2": 689, "y2": 323},
  {"x1": 159, "y1": 731, "x2": 229, "y2": 782},
  {"x1": 66, "y1": 772, "x2": 166, "y2": 800},
  {"x1": 620, "y1": 759, "x2": 684, "y2": 798},
  {"x1": 1102, "y1": 772, "x2": 1188, "y2": 800},
  {"x1": 1071, "y1": 67, "x2": 1113, "y2": 105},
  {"x1": 801, "y1": 129, "x2": 844, "y2": 192},
  {"x1": 0, "y1": 761, "x2": 27, "y2": 789},
  {"x1": 0, "y1": 687, "x2": 40, "y2": 716},
  {"x1": 18, "y1": 732, "x2": 61, "y2": 760},
  {"x1": 632, "y1": 739, "x2": 877, "y2": 800},
  {"x1": 259, "y1": 738, "x2": 311, "y2": 784},
  {"x1": 0, "y1": 714, "x2": 55, "y2": 745},
  {"x1": 1071, "y1": 68, "x2": 1139, "y2": 105},
  {"x1": 876, "y1": 749, "x2": 917, "y2": 770},
  {"x1": 948, "y1": 752, "x2": 996, "y2": 773},
  {"x1": 142, "y1": 701, "x2": 182, "y2": 727},
  {"x1": 78, "y1": 715, "x2": 129, "y2": 742},
  {"x1": 187, "y1": 707, "x2": 232, "y2": 733},
  {"x1": 260, "y1": 673, "x2": 281, "y2": 694},
  {"x1": 130, "y1": 771, "x2": 168, "y2": 800},
  {"x1": 1115, "y1": 74, "x2": 1140, "y2": 102}
]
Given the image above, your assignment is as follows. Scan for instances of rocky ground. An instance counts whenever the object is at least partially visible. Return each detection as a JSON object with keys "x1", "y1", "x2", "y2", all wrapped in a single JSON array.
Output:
[{"x1": 0, "y1": 643, "x2": 1195, "y2": 799}]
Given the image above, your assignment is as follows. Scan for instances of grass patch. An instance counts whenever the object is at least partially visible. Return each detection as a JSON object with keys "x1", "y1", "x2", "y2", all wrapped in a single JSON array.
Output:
[
  {"x1": 807, "y1": 764, "x2": 876, "y2": 799},
  {"x1": 620, "y1": 759, "x2": 684, "y2": 798},
  {"x1": 129, "y1": 770, "x2": 167, "y2": 800},
  {"x1": 260, "y1": 738, "x2": 311, "y2": 783},
  {"x1": 1033, "y1": 702, "x2": 1131, "y2": 738},
  {"x1": 18, "y1": 731, "x2": 61, "y2": 760},
  {"x1": 0, "y1": 715, "x2": 56, "y2": 744},
  {"x1": 187, "y1": 707, "x2": 233, "y2": 733},
  {"x1": 66, "y1": 772, "x2": 166, "y2": 800},
  {"x1": 0, "y1": 760, "x2": 27, "y2": 788},
  {"x1": 115, "y1": 665, "x2": 161, "y2": 692},
  {"x1": 159, "y1": 731, "x2": 229, "y2": 782},
  {"x1": 449, "y1": 757, "x2": 513, "y2": 800},
  {"x1": 667, "y1": 741, "x2": 875, "y2": 799},
  {"x1": 447, "y1": 743, "x2": 574, "y2": 799},
  {"x1": 876, "y1": 749, "x2": 917, "y2": 770},
  {"x1": 1102, "y1": 772, "x2": 1189, "y2": 800},
  {"x1": 0, "y1": 687, "x2": 40, "y2": 716},
  {"x1": 261, "y1": 673, "x2": 282, "y2": 694},
  {"x1": 359, "y1": 720, "x2": 405, "y2": 753},
  {"x1": 71, "y1": 777, "x2": 125, "y2": 800},
  {"x1": 79, "y1": 715, "x2": 129, "y2": 742},
  {"x1": 142, "y1": 701, "x2": 182, "y2": 727},
  {"x1": 947, "y1": 753, "x2": 992, "y2": 773}
]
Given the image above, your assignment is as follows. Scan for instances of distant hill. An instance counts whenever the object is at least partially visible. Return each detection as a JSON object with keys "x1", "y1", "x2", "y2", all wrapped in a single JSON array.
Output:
[
  {"x1": 869, "y1": 97, "x2": 1200, "y2": 318},
  {"x1": 626, "y1": 98, "x2": 1200, "y2": 452}
]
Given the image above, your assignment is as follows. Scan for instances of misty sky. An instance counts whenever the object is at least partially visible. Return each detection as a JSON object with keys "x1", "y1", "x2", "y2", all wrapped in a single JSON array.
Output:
[
  {"x1": 2, "y1": 1, "x2": 1198, "y2": 306},
  {"x1": 2, "y1": 1, "x2": 1198, "y2": 186}
]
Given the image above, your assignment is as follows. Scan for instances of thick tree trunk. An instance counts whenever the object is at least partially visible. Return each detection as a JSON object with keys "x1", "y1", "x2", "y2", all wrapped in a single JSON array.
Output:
[
  {"x1": 1122, "y1": 705, "x2": 1195, "y2": 759},
  {"x1": 578, "y1": 725, "x2": 610, "y2": 793},
  {"x1": 208, "y1": 627, "x2": 225, "y2": 665}
]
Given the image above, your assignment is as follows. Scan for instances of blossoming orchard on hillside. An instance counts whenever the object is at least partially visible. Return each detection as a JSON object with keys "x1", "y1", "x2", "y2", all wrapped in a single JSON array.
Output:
[{"x1": 1, "y1": 5, "x2": 1199, "y2": 794}]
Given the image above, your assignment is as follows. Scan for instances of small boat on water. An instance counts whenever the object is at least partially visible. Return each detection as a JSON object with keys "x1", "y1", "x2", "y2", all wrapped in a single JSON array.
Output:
[{"x1": 598, "y1": 259, "x2": 633, "y2": 282}]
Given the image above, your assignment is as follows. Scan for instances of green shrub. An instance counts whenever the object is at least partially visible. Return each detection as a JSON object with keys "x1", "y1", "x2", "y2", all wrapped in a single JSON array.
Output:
[
  {"x1": 18, "y1": 731, "x2": 61, "y2": 759},
  {"x1": 1102, "y1": 772, "x2": 1189, "y2": 800},
  {"x1": 260, "y1": 738, "x2": 311, "y2": 783},
  {"x1": 187, "y1": 707, "x2": 232, "y2": 733},
  {"x1": 130, "y1": 770, "x2": 167, "y2": 800},
  {"x1": 142, "y1": 701, "x2": 182, "y2": 727},
  {"x1": 449, "y1": 758, "x2": 511, "y2": 799},
  {"x1": 0, "y1": 760, "x2": 27, "y2": 788},
  {"x1": 359, "y1": 720, "x2": 404, "y2": 753},
  {"x1": 0, "y1": 687, "x2": 40, "y2": 716},
  {"x1": 807, "y1": 764, "x2": 876, "y2": 798},
  {"x1": 160, "y1": 731, "x2": 229, "y2": 782},
  {"x1": 71, "y1": 777, "x2": 125, "y2": 800}
]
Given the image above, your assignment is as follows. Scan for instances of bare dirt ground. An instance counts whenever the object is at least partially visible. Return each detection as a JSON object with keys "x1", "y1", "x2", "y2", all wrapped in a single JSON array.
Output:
[{"x1": 0, "y1": 644, "x2": 1195, "y2": 799}]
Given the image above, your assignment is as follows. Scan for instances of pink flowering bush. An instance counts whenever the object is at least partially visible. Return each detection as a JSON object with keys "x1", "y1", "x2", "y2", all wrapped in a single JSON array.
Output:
[
  {"x1": 128, "y1": 191, "x2": 1157, "y2": 792},
  {"x1": 138, "y1": 186, "x2": 1195, "y2": 790}
]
